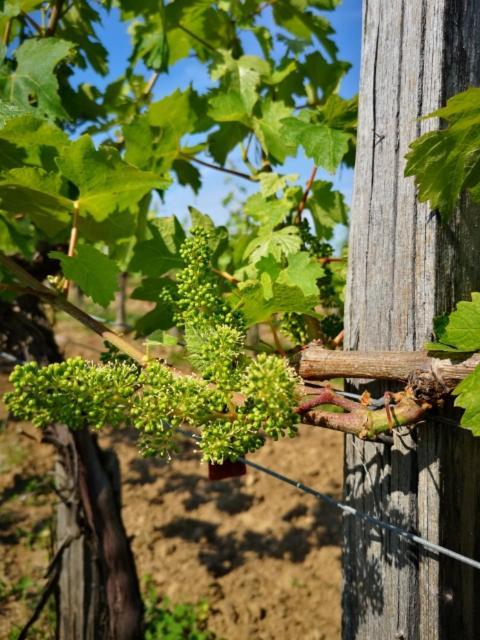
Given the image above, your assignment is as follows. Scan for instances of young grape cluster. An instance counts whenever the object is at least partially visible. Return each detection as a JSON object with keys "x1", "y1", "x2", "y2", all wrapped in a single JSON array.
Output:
[
  {"x1": 5, "y1": 358, "x2": 138, "y2": 430},
  {"x1": 5, "y1": 226, "x2": 301, "y2": 463}
]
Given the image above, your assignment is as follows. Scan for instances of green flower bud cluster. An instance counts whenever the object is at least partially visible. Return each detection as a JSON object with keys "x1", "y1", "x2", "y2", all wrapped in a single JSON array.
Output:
[
  {"x1": 198, "y1": 419, "x2": 265, "y2": 463},
  {"x1": 184, "y1": 322, "x2": 245, "y2": 396},
  {"x1": 130, "y1": 360, "x2": 227, "y2": 459},
  {"x1": 197, "y1": 353, "x2": 300, "y2": 462},
  {"x1": 5, "y1": 358, "x2": 138, "y2": 430},
  {"x1": 238, "y1": 353, "x2": 300, "y2": 441},
  {"x1": 176, "y1": 227, "x2": 244, "y2": 331},
  {"x1": 99, "y1": 342, "x2": 140, "y2": 369},
  {"x1": 5, "y1": 351, "x2": 301, "y2": 464}
]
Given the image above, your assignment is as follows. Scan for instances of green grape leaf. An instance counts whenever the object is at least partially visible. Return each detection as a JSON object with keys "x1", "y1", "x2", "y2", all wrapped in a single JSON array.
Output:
[
  {"x1": 1, "y1": 1, "x2": 43, "y2": 17},
  {"x1": 148, "y1": 87, "x2": 205, "y2": 137},
  {"x1": 123, "y1": 115, "x2": 154, "y2": 170},
  {"x1": 405, "y1": 87, "x2": 480, "y2": 219},
  {"x1": 302, "y1": 52, "x2": 350, "y2": 98},
  {"x1": 244, "y1": 192, "x2": 290, "y2": 227},
  {"x1": 208, "y1": 91, "x2": 251, "y2": 125},
  {"x1": 129, "y1": 2, "x2": 169, "y2": 72},
  {"x1": 308, "y1": 180, "x2": 348, "y2": 239},
  {"x1": 244, "y1": 225, "x2": 301, "y2": 262},
  {"x1": 281, "y1": 118, "x2": 350, "y2": 173},
  {"x1": 50, "y1": 245, "x2": 120, "y2": 307},
  {"x1": 236, "y1": 280, "x2": 318, "y2": 325},
  {"x1": 0, "y1": 99, "x2": 34, "y2": 127},
  {"x1": 131, "y1": 276, "x2": 176, "y2": 302},
  {"x1": 135, "y1": 302, "x2": 175, "y2": 336},
  {"x1": 144, "y1": 330, "x2": 178, "y2": 347},
  {"x1": 0, "y1": 167, "x2": 71, "y2": 235},
  {"x1": 207, "y1": 122, "x2": 248, "y2": 165},
  {"x1": 211, "y1": 52, "x2": 268, "y2": 115},
  {"x1": 129, "y1": 216, "x2": 186, "y2": 277},
  {"x1": 0, "y1": 212, "x2": 34, "y2": 256},
  {"x1": 427, "y1": 293, "x2": 480, "y2": 352},
  {"x1": 0, "y1": 114, "x2": 69, "y2": 171},
  {"x1": 78, "y1": 208, "x2": 137, "y2": 244},
  {"x1": 254, "y1": 100, "x2": 295, "y2": 163},
  {"x1": 453, "y1": 365, "x2": 480, "y2": 436},
  {"x1": 56, "y1": 136, "x2": 170, "y2": 221},
  {"x1": 0, "y1": 38, "x2": 75, "y2": 120},
  {"x1": 277, "y1": 252, "x2": 324, "y2": 296},
  {"x1": 173, "y1": 159, "x2": 202, "y2": 193},
  {"x1": 257, "y1": 172, "x2": 299, "y2": 198}
]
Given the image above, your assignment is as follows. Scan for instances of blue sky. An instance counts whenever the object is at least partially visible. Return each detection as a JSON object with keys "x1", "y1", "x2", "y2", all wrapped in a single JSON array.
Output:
[{"x1": 77, "y1": 1, "x2": 362, "y2": 234}]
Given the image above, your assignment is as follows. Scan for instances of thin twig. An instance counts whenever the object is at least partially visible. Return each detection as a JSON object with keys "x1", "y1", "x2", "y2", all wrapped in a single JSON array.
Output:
[
  {"x1": 332, "y1": 329, "x2": 344, "y2": 348},
  {"x1": 17, "y1": 537, "x2": 69, "y2": 640},
  {"x1": 180, "y1": 153, "x2": 255, "y2": 182},
  {"x1": 63, "y1": 200, "x2": 80, "y2": 297},
  {"x1": 20, "y1": 11, "x2": 42, "y2": 34},
  {"x1": 46, "y1": 0, "x2": 64, "y2": 36},
  {"x1": 0, "y1": 252, "x2": 147, "y2": 365},
  {"x1": 318, "y1": 257, "x2": 346, "y2": 264},
  {"x1": 3, "y1": 19, "x2": 12, "y2": 46},
  {"x1": 177, "y1": 22, "x2": 216, "y2": 53},
  {"x1": 294, "y1": 166, "x2": 318, "y2": 225},
  {"x1": 269, "y1": 322, "x2": 286, "y2": 357},
  {"x1": 143, "y1": 71, "x2": 160, "y2": 99},
  {"x1": 212, "y1": 267, "x2": 239, "y2": 284}
]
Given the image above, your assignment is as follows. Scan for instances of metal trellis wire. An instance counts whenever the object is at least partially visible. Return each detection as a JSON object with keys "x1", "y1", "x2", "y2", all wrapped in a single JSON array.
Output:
[{"x1": 178, "y1": 428, "x2": 480, "y2": 573}]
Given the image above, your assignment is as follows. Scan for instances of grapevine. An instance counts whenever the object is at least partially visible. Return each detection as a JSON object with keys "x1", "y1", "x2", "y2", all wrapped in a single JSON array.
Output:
[{"x1": 5, "y1": 228, "x2": 300, "y2": 463}]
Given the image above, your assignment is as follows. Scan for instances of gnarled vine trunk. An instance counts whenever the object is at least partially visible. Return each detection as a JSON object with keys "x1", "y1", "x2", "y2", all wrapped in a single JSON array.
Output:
[{"x1": 343, "y1": 2, "x2": 480, "y2": 639}]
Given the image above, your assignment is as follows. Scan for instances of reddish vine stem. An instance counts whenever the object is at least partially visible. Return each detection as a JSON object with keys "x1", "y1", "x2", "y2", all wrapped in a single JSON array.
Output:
[
  {"x1": 318, "y1": 257, "x2": 346, "y2": 264},
  {"x1": 294, "y1": 388, "x2": 361, "y2": 414},
  {"x1": 294, "y1": 165, "x2": 318, "y2": 224}
]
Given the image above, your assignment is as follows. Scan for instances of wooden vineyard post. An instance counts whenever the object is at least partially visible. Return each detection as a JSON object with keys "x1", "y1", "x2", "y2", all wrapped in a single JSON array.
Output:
[{"x1": 343, "y1": 2, "x2": 480, "y2": 639}]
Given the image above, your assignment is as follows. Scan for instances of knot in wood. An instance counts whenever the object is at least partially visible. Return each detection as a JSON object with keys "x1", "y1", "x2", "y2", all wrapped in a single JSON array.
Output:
[{"x1": 407, "y1": 368, "x2": 449, "y2": 404}]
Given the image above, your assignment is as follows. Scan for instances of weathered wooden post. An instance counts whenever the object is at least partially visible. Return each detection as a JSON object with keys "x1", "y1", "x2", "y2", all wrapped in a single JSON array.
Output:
[{"x1": 343, "y1": 2, "x2": 480, "y2": 639}]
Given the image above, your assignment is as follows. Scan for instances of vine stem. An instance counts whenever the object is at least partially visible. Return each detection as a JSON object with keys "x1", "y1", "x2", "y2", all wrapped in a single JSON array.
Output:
[
  {"x1": 180, "y1": 153, "x2": 255, "y2": 182},
  {"x1": 143, "y1": 71, "x2": 160, "y2": 99},
  {"x1": 294, "y1": 165, "x2": 318, "y2": 225},
  {"x1": 212, "y1": 267, "x2": 239, "y2": 284},
  {"x1": 177, "y1": 23, "x2": 216, "y2": 53},
  {"x1": 63, "y1": 200, "x2": 80, "y2": 297},
  {"x1": 0, "y1": 251, "x2": 146, "y2": 365},
  {"x1": 318, "y1": 257, "x2": 346, "y2": 264},
  {"x1": 269, "y1": 321, "x2": 286, "y2": 357},
  {"x1": 46, "y1": 0, "x2": 64, "y2": 36},
  {"x1": 3, "y1": 19, "x2": 12, "y2": 46},
  {"x1": 21, "y1": 11, "x2": 42, "y2": 34}
]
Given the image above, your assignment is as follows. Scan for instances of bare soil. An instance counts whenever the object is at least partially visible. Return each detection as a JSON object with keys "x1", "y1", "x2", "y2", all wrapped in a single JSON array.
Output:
[{"x1": 0, "y1": 320, "x2": 344, "y2": 640}]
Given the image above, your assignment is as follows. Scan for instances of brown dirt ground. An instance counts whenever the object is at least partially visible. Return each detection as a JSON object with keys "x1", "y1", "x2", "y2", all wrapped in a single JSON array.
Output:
[{"x1": 0, "y1": 319, "x2": 343, "y2": 640}]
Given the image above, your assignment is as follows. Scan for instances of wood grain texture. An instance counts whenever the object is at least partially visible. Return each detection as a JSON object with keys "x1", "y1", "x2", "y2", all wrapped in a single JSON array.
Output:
[{"x1": 342, "y1": 2, "x2": 480, "y2": 638}]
